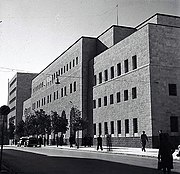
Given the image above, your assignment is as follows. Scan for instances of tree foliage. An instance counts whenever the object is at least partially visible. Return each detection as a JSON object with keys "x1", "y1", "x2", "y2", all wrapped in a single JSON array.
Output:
[
  {"x1": 16, "y1": 120, "x2": 25, "y2": 137},
  {"x1": 8, "y1": 121, "x2": 15, "y2": 139}
]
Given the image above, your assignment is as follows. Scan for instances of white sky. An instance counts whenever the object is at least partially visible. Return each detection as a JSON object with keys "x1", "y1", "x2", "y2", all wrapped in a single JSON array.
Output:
[{"x1": 0, "y1": 0, "x2": 180, "y2": 107}]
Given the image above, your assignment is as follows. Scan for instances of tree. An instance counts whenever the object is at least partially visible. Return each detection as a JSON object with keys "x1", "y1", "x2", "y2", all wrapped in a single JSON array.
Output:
[
  {"x1": 15, "y1": 120, "x2": 25, "y2": 138},
  {"x1": 8, "y1": 121, "x2": 15, "y2": 139}
]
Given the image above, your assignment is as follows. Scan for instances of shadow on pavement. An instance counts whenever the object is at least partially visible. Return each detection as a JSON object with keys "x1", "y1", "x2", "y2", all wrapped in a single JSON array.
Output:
[{"x1": 3, "y1": 149, "x2": 180, "y2": 174}]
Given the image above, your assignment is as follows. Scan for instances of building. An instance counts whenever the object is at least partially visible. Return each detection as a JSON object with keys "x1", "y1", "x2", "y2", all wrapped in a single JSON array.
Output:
[
  {"x1": 23, "y1": 13, "x2": 180, "y2": 148},
  {"x1": 8, "y1": 72, "x2": 37, "y2": 130}
]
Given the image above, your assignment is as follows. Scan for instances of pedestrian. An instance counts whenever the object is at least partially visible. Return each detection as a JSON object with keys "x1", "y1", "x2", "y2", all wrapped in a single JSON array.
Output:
[
  {"x1": 97, "y1": 135, "x2": 103, "y2": 151},
  {"x1": 69, "y1": 135, "x2": 73, "y2": 148},
  {"x1": 140, "y1": 131, "x2": 148, "y2": 152},
  {"x1": 106, "y1": 134, "x2": 112, "y2": 151},
  {"x1": 43, "y1": 137, "x2": 46, "y2": 146},
  {"x1": 158, "y1": 133, "x2": 175, "y2": 174},
  {"x1": 56, "y1": 135, "x2": 59, "y2": 147},
  {"x1": 38, "y1": 136, "x2": 43, "y2": 147},
  {"x1": 60, "y1": 134, "x2": 63, "y2": 146}
]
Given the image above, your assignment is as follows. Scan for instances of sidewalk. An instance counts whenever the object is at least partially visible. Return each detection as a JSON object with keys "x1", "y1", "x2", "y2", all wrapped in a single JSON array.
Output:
[{"x1": 42, "y1": 145, "x2": 180, "y2": 161}]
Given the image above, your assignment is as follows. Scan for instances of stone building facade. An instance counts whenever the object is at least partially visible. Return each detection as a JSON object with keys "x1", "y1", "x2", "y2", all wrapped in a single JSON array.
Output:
[{"x1": 23, "y1": 13, "x2": 180, "y2": 148}]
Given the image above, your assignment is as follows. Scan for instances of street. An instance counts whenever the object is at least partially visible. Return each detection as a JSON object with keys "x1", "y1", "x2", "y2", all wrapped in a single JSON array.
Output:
[{"x1": 2, "y1": 147, "x2": 180, "y2": 174}]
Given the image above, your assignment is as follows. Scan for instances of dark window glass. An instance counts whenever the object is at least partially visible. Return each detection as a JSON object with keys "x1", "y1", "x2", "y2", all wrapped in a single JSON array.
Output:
[
  {"x1": 117, "y1": 92, "x2": 121, "y2": 103},
  {"x1": 117, "y1": 120, "x2": 121, "y2": 134},
  {"x1": 104, "y1": 69, "x2": 108, "y2": 81},
  {"x1": 98, "y1": 98, "x2": 101, "y2": 107},
  {"x1": 66, "y1": 64, "x2": 68, "y2": 71},
  {"x1": 132, "y1": 55, "x2": 137, "y2": 70},
  {"x1": 61, "y1": 88, "x2": 63, "y2": 97},
  {"x1": 104, "y1": 96, "x2": 107, "y2": 106},
  {"x1": 170, "y1": 116, "x2": 179, "y2": 132},
  {"x1": 111, "y1": 121, "x2": 114, "y2": 134},
  {"x1": 117, "y1": 63, "x2": 121, "y2": 76},
  {"x1": 132, "y1": 87, "x2": 137, "y2": 99},
  {"x1": 69, "y1": 62, "x2": 71, "y2": 69},
  {"x1": 56, "y1": 91, "x2": 59, "y2": 99},
  {"x1": 125, "y1": 119, "x2": 129, "y2": 134},
  {"x1": 169, "y1": 84, "x2": 177, "y2": 96},
  {"x1": 99, "y1": 123, "x2": 102, "y2": 135},
  {"x1": 64, "y1": 66, "x2": 66, "y2": 73},
  {"x1": 54, "y1": 92, "x2": 56, "y2": 100},
  {"x1": 99, "y1": 72, "x2": 102, "y2": 84},
  {"x1": 124, "y1": 59, "x2": 129, "y2": 73},
  {"x1": 76, "y1": 57, "x2": 78, "y2": 65},
  {"x1": 64, "y1": 86, "x2": 67, "y2": 96},
  {"x1": 70, "y1": 84, "x2": 72, "y2": 93},
  {"x1": 111, "y1": 66, "x2": 114, "y2": 79},
  {"x1": 104, "y1": 122, "x2": 108, "y2": 134},
  {"x1": 94, "y1": 75, "x2": 97, "y2": 86},
  {"x1": 133, "y1": 118, "x2": 138, "y2": 133},
  {"x1": 73, "y1": 59, "x2": 75, "y2": 67},
  {"x1": 124, "y1": 90, "x2": 128, "y2": 101},
  {"x1": 93, "y1": 100, "x2": 96, "y2": 109},
  {"x1": 74, "y1": 81, "x2": 76, "y2": 92},
  {"x1": 94, "y1": 124, "x2": 96, "y2": 135},
  {"x1": 110, "y1": 94, "x2": 114, "y2": 104}
]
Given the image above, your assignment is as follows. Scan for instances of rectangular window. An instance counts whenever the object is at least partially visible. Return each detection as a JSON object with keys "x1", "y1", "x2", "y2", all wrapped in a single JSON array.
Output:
[
  {"x1": 66, "y1": 64, "x2": 68, "y2": 71},
  {"x1": 47, "y1": 96, "x2": 49, "y2": 103},
  {"x1": 124, "y1": 90, "x2": 128, "y2": 101},
  {"x1": 49, "y1": 94, "x2": 52, "y2": 102},
  {"x1": 99, "y1": 72, "x2": 102, "y2": 84},
  {"x1": 104, "y1": 96, "x2": 107, "y2": 106},
  {"x1": 133, "y1": 118, "x2": 138, "y2": 133},
  {"x1": 94, "y1": 124, "x2": 96, "y2": 135},
  {"x1": 44, "y1": 97, "x2": 46, "y2": 105},
  {"x1": 117, "y1": 120, "x2": 121, "y2": 134},
  {"x1": 54, "y1": 92, "x2": 56, "y2": 100},
  {"x1": 169, "y1": 84, "x2": 177, "y2": 96},
  {"x1": 110, "y1": 94, "x2": 114, "y2": 104},
  {"x1": 61, "y1": 88, "x2": 63, "y2": 97},
  {"x1": 74, "y1": 81, "x2": 76, "y2": 92},
  {"x1": 61, "y1": 68, "x2": 63, "y2": 75},
  {"x1": 111, "y1": 121, "x2": 114, "y2": 134},
  {"x1": 124, "y1": 59, "x2": 129, "y2": 73},
  {"x1": 42, "y1": 98, "x2": 43, "y2": 106},
  {"x1": 64, "y1": 66, "x2": 66, "y2": 73},
  {"x1": 132, "y1": 55, "x2": 137, "y2": 70},
  {"x1": 70, "y1": 83, "x2": 72, "y2": 93},
  {"x1": 117, "y1": 63, "x2": 121, "y2": 76},
  {"x1": 76, "y1": 57, "x2": 78, "y2": 65},
  {"x1": 56, "y1": 91, "x2": 59, "y2": 99},
  {"x1": 104, "y1": 122, "x2": 108, "y2": 135},
  {"x1": 64, "y1": 86, "x2": 67, "y2": 96},
  {"x1": 98, "y1": 98, "x2": 101, "y2": 107},
  {"x1": 110, "y1": 66, "x2": 114, "y2": 79},
  {"x1": 170, "y1": 116, "x2": 179, "y2": 132},
  {"x1": 125, "y1": 119, "x2": 129, "y2": 134},
  {"x1": 93, "y1": 100, "x2": 96, "y2": 109},
  {"x1": 94, "y1": 75, "x2": 97, "y2": 86},
  {"x1": 99, "y1": 123, "x2": 102, "y2": 135},
  {"x1": 132, "y1": 87, "x2": 137, "y2": 99},
  {"x1": 117, "y1": 92, "x2": 121, "y2": 103},
  {"x1": 73, "y1": 59, "x2": 75, "y2": 67},
  {"x1": 104, "y1": 69, "x2": 108, "y2": 81},
  {"x1": 69, "y1": 62, "x2": 72, "y2": 69}
]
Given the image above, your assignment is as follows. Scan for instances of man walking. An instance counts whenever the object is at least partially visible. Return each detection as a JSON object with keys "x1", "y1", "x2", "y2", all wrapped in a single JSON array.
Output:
[
  {"x1": 141, "y1": 131, "x2": 148, "y2": 152},
  {"x1": 97, "y1": 135, "x2": 103, "y2": 151}
]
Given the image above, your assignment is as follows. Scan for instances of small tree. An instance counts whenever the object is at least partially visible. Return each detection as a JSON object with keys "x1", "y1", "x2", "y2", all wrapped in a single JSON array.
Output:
[
  {"x1": 8, "y1": 121, "x2": 15, "y2": 139},
  {"x1": 15, "y1": 120, "x2": 25, "y2": 138}
]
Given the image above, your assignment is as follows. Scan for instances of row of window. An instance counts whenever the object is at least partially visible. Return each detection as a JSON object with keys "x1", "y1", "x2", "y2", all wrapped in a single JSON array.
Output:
[
  {"x1": 94, "y1": 55, "x2": 137, "y2": 86},
  {"x1": 9, "y1": 87, "x2": 16, "y2": 96},
  {"x1": 93, "y1": 87, "x2": 137, "y2": 108},
  {"x1": 94, "y1": 118, "x2": 138, "y2": 136},
  {"x1": 32, "y1": 81, "x2": 77, "y2": 109},
  {"x1": 94, "y1": 116, "x2": 179, "y2": 136},
  {"x1": 33, "y1": 57, "x2": 79, "y2": 93}
]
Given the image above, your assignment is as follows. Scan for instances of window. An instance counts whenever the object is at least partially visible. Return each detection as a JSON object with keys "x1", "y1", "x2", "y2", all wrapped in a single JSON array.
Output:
[
  {"x1": 170, "y1": 116, "x2": 179, "y2": 132},
  {"x1": 125, "y1": 119, "x2": 129, "y2": 134},
  {"x1": 61, "y1": 68, "x2": 63, "y2": 75},
  {"x1": 64, "y1": 86, "x2": 67, "y2": 96},
  {"x1": 110, "y1": 94, "x2": 114, "y2": 104},
  {"x1": 64, "y1": 66, "x2": 66, "y2": 73},
  {"x1": 117, "y1": 120, "x2": 121, "y2": 134},
  {"x1": 47, "y1": 96, "x2": 49, "y2": 103},
  {"x1": 99, "y1": 72, "x2": 102, "y2": 84},
  {"x1": 104, "y1": 69, "x2": 108, "y2": 81},
  {"x1": 110, "y1": 66, "x2": 114, "y2": 79},
  {"x1": 61, "y1": 88, "x2": 63, "y2": 97},
  {"x1": 94, "y1": 124, "x2": 96, "y2": 135},
  {"x1": 56, "y1": 91, "x2": 59, "y2": 99},
  {"x1": 132, "y1": 87, "x2": 137, "y2": 99},
  {"x1": 132, "y1": 55, "x2": 137, "y2": 70},
  {"x1": 74, "y1": 81, "x2": 76, "y2": 92},
  {"x1": 133, "y1": 118, "x2": 138, "y2": 133},
  {"x1": 98, "y1": 98, "x2": 101, "y2": 107},
  {"x1": 124, "y1": 90, "x2": 128, "y2": 101},
  {"x1": 111, "y1": 121, "x2": 114, "y2": 134},
  {"x1": 117, "y1": 63, "x2": 121, "y2": 76},
  {"x1": 49, "y1": 94, "x2": 52, "y2": 102},
  {"x1": 117, "y1": 92, "x2": 121, "y2": 103},
  {"x1": 99, "y1": 123, "x2": 102, "y2": 135},
  {"x1": 93, "y1": 100, "x2": 96, "y2": 109},
  {"x1": 104, "y1": 122, "x2": 108, "y2": 134},
  {"x1": 104, "y1": 96, "x2": 107, "y2": 106},
  {"x1": 73, "y1": 59, "x2": 75, "y2": 67},
  {"x1": 70, "y1": 83, "x2": 72, "y2": 93},
  {"x1": 44, "y1": 97, "x2": 46, "y2": 105},
  {"x1": 76, "y1": 57, "x2": 78, "y2": 65},
  {"x1": 94, "y1": 75, "x2": 97, "y2": 86},
  {"x1": 54, "y1": 92, "x2": 56, "y2": 100},
  {"x1": 169, "y1": 84, "x2": 177, "y2": 96},
  {"x1": 124, "y1": 59, "x2": 129, "y2": 73},
  {"x1": 69, "y1": 62, "x2": 72, "y2": 69},
  {"x1": 66, "y1": 64, "x2": 68, "y2": 71}
]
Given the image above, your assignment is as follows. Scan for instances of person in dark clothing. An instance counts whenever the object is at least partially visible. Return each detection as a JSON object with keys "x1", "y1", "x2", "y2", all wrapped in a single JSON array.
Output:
[
  {"x1": 106, "y1": 134, "x2": 112, "y2": 151},
  {"x1": 60, "y1": 135, "x2": 63, "y2": 146},
  {"x1": 38, "y1": 136, "x2": 43, "y2": 147},
  {"x1": 158, "y1": 133, "x2": 175, "y2": 174},
  {"x1": 56, "y1": 136, "x2": 59, "y2": 147},
  {"x1": 97, "y1": 135, "x2": 103, "y2": 151},
  {"x1": 69, "y1": 136, "x2": 74, "y2": 148},
  {"x1": 141, "y1": 131, "x2": 148, "y2": 152},
  {"x1": 43, "y1": 137, "x2": 46, "y2": 146}
]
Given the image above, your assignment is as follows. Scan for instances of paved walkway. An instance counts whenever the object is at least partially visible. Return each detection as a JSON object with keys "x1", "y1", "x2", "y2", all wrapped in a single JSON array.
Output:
[{"x1": 39, "y1": 145, "x2": 180, "y2": 161}]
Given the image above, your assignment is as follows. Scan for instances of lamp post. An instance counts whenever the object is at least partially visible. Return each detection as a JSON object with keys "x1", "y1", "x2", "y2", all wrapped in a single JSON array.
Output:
[{"x1": 0, "y1": 105, "x2": 10, "y2": 172}]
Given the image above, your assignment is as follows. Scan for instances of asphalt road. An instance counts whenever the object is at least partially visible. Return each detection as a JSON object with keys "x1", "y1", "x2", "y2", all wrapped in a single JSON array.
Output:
[{"x1": 2, "y1": 148, "x2": 180, "y2": 174}]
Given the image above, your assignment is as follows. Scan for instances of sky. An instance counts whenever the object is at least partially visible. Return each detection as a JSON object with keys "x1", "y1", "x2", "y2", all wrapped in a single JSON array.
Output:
[{"x1": 0, "y1": 0, "x2": 180, "y2": 107}]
